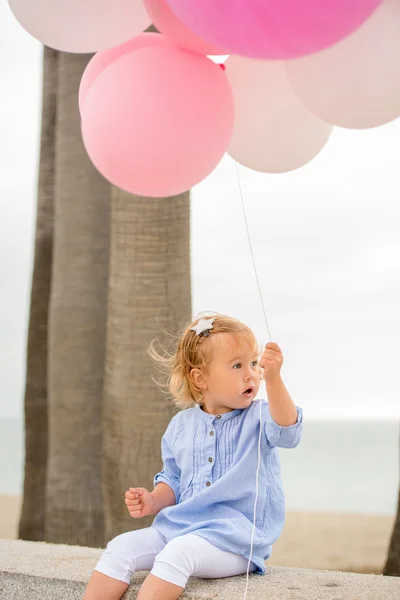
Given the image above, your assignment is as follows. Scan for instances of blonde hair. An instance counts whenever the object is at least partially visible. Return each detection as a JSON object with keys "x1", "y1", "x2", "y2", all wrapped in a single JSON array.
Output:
[{"x1": 147, "y1": 312, "x2": 259, "y2": 410}]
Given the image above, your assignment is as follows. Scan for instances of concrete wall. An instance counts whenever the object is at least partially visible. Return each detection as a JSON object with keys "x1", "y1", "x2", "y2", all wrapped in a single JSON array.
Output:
[{"x1": 1, "y1": 539, "x2": 399, "y2": 599}]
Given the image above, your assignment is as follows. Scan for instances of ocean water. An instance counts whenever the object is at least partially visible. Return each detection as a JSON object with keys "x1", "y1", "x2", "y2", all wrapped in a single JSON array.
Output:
[{"x1": 0, "y1": 418, "x2": 398, "y2": 515}]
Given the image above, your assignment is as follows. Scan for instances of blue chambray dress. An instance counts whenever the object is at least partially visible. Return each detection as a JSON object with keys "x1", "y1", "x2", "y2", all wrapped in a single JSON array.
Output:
[{"x1": 152, "y1": 398, "x2": 303, "y2": 575}]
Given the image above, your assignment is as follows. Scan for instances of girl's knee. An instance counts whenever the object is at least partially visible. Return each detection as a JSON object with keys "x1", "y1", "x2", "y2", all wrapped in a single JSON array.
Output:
[
  {"x1": 96, "y1": 528, "x2": 165, "y2": 584},
  {"x1": 105, "y1": 532, "x2": 137, "y2": 562},
  {"x1": 152, "y1": 535, "x2": 199, "y2": 587},
  {"x1": 97, "y1": 532, "x2": 138, "y2": 583}
]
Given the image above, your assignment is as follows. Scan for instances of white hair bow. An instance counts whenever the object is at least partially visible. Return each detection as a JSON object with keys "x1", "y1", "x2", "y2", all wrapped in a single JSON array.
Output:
[{"x1": 190, "y1": 317, "x2": 215, "y2": 337}]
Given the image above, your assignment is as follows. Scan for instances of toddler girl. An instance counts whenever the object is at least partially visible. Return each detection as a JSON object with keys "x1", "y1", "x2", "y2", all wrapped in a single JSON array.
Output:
[{"x1": 83, "y1": 313, "x2": 303, "y2": 600}]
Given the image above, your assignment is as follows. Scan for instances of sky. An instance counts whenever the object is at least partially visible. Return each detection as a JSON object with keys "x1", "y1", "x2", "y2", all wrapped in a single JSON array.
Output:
[{"x1": 1, "y1": 3, "x2": 400, "y2": 421}]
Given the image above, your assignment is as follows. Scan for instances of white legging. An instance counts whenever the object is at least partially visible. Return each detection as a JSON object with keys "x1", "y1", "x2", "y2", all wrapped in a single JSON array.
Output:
[{"x1": 95, "y1": 526, "x2": 256, "y2": 589}]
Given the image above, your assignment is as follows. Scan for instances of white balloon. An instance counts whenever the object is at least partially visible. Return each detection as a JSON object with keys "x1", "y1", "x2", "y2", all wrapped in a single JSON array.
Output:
[
  {"x1": 8, "y1": 0, "x2": 152, "y2": 53},
  {"x1": 285, "y1": 0, "x2": 400, "y2": 129},
  {"x1": 225, "y1": 56, "x2": 333, "y2": 174}
]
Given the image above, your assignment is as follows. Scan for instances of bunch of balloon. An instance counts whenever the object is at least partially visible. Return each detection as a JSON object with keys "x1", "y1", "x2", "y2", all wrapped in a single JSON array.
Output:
[{"x1": 10, "y1": 0, "x2": 400, "y2": 197}]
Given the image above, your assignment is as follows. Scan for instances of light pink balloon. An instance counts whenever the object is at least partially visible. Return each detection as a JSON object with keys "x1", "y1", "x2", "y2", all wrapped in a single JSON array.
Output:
[
  {"x1": 166, "y1": 0, "x2": 383, "y2": 59},
  {"x1": 286, "y1": 0, "x2": 400, "y2": 129},
  {"x1": 225, "y1": 56, "x2": 333, "y2": 173},
  {"x1": 8, "y1": 0, "x2": 152, "y2": 53},
  {"x1": 144, "y1": 0, "x2": 226, "y2": 56},
  {"x1": 81, "y1": 46, "x2": 234, "y2": 197},
  {"x1": 79, "y1": 33, "x2": 172, "y2": 116}
]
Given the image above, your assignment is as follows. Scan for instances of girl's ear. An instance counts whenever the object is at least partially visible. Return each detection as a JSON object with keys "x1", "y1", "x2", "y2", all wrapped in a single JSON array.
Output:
[{"x1": 190, "y1": 368, "x2": 208, "y2": 391}]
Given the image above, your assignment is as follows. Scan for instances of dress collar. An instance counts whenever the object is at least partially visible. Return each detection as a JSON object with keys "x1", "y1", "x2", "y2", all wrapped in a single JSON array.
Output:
[{"x1": 194, "y1": 403, "x2": 244, "y2": 423}]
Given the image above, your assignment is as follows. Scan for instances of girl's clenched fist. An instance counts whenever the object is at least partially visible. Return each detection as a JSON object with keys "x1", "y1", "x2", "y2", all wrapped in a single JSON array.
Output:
[{"x1": 125, "y1": 487, "x2": 156, "y2": 518}]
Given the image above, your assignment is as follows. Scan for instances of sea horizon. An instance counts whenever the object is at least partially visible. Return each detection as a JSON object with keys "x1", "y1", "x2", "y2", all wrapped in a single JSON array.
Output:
[{"x1": 1, "y1": 417, "x2": 399, "y2": 516}]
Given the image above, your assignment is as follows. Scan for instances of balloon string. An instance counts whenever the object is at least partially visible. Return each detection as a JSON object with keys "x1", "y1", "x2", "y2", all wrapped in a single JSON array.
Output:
[
  {"x1": 234, "y1": 161, "x2": 272, "y2": 343},
  {"x1": 234, "y1": 160, "x2": 270, "y2": 600}
]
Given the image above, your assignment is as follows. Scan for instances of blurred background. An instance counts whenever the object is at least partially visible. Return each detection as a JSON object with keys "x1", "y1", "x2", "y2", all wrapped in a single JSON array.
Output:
[{"x1": 1, "y1": 0, "x2": 399, "y2": 576}]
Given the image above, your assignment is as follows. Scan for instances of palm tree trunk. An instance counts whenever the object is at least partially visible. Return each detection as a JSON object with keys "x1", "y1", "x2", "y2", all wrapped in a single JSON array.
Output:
[
  {"x1": 383, "y1": 489, "x2": 400, "y2": 575},
  {"x1": 45, "y1": 51, "x2": 110, "y2": 546},
  {"x1": 102, "y1": 188, "x2": 191, "y2": 541},
  {"x1": 19, "y1": 46, "x2": 58, "y2": 542},
  {"x1": 20, "y1": 41, "x2": 192, "y2": 548}
]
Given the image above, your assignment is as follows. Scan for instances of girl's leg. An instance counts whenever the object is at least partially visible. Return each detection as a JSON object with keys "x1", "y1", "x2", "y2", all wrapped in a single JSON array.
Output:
[
  {"x1": 83, "y1": 571, "x2": 129, "y2": 600},
  {"x1": 136, "y1": 574, "x2": 185, "y2": 600},
  {"x1": 83, "y1": 526, "x2": 166, "y2": 600},
  {"x1": 137, "y1": 533, "x2": 257, "y2": 600},
  {"x1": 181, "y1": 534, "x2": 257, "y2": 580}
]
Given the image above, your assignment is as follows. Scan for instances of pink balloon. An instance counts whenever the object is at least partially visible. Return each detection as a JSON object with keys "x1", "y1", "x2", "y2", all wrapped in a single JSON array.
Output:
[
  {"x1": 166, "y1": 0, "x2": 383, "y2": 59},
  {"x1": 81, "y1": 46, "x2": 234, "y2": 197},
  {"x1": 144, "y1": 0, "x2": 226, "y2": 56},
  {"x1": 8, "y1": 0, "x2": 151, "y2": 53},
  {"x1": 79, "y1": 33, "x2": 172, "y2": 116}
]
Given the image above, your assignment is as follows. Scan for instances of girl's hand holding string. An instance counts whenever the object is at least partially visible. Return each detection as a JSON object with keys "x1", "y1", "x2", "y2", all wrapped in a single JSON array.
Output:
[
  {"x1": 125, "y1": 487, "x2": 156, "y2": 519},
  {"x1": 259, "y1": 342, "x2": 283, "y2": 383},
  {"x1": 259, "y1": 342, "x2": 298, "y2": 426}
]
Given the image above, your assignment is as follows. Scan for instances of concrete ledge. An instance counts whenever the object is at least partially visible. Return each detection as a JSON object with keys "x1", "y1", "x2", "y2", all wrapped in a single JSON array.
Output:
[{"x1": 1, "y1": 539, "x2": 399, "y2": 599}]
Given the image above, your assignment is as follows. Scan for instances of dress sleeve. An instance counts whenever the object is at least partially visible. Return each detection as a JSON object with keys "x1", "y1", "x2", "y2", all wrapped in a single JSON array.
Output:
[
  {"x1": 263, "y1": 403, "x2": 303, "y2": 449},
  {"x1": 153, "y1": 422, "x2": 181, "y2": 503}
]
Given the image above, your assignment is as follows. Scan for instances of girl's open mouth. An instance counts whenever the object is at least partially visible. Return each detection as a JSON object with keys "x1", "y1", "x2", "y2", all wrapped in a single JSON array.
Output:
[{"x1": 243, "y1": 388, "x2": 253, "y2": 396}]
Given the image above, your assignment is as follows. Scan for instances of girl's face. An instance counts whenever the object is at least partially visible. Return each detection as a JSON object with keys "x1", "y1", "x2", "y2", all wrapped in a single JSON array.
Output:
[{"x1": 194, "y1": 332, "x2": 261, "y2": 415}]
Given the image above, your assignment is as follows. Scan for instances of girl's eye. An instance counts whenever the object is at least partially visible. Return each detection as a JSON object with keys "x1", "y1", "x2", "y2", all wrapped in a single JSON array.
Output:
[
  {"x1": 251, "y1": 361, "x2": 258, "y2": 367},
  {"x1": 233, "y1": 363, "x2": 241, "y2": 369}
]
